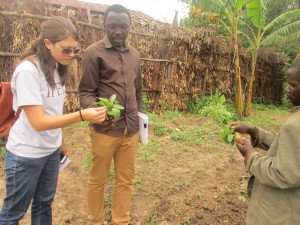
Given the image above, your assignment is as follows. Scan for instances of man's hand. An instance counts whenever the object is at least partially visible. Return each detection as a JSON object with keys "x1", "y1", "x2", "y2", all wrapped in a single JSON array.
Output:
[
  {"x1": 236, "y1": 137, "x2": 254, "y2": 157},
  {"x1": 98, "y1": 117, "x2": 116, "y2": 131},
  {"x1": 230, "y1": 121, "x2": 252, "y2": 134},
  {"x1": 229, "y1": 121, "x2": 258, "y2": 138}
]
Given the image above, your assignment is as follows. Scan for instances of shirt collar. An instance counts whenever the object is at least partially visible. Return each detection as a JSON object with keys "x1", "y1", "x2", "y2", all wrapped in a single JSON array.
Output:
[{"x1": 103, "y1": 35, "x2": 129, "y2": 52}]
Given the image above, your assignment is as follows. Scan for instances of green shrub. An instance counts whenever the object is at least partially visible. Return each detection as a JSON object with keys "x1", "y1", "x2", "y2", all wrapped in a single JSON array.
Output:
[{"x1": 196, "y1": 91, "x2": 237, "y2": 124}]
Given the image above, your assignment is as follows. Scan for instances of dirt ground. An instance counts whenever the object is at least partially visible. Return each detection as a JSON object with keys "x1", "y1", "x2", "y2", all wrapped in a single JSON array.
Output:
[{"x1": 1, "y1": 110, "x2": 284, "y2": 225}]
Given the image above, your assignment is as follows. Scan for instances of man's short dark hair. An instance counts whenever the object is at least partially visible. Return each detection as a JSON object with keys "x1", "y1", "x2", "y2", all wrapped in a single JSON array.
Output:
[{"x1": 104, "y1": 4, "x2": 131, "y2": 24}]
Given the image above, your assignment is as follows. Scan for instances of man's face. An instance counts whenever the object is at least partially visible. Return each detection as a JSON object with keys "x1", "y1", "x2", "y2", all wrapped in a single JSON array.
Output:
[
  {"x1": 286, "y1": 68, "x2": 300, "y2": 106},
  {"x1": 104, "y1": 11, "x2": 130, "y2": 48}
]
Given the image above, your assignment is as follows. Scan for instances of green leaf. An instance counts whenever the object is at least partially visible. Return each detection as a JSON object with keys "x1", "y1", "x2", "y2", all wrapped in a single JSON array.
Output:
[
  {"x1": 235, "y1": 0, "x2": 246, "y2": 12},
  {"x1": 220, "y1": 125, "x2": 235, "y2": 144},
  {"x1": 246, "y1": 0, "x2": 266, "y2": 29},
  {"x1": 219, "y1": 95, "x2": 226, "y2": 104},
  {"x1": 264, "y1": 9, "x2": 300, "y2": 33},
  {"x1": 262, "y1": 21, "x2": 300, "y2": 46},
  {"x1": 113, "y1": 104, "x2": 124, "y2": 109},
  {"x1": 227, "y1": 134, "x2": 234, "y2": 143},
  {"x1": 107, "y1": 108, "x2": 121, "y2": 120},
  {"x1": 110, "y1": 94, "x2": 117, "y2": 104},
  {"x1": 192, "y1": 0, "x2": 225, "y2": 14},
  {"x1": 99, "y1": 97, "x2": 110, "y2": 106},
  {"x1": 95, "y1": 94, "x2": 124, "y2": 120}
]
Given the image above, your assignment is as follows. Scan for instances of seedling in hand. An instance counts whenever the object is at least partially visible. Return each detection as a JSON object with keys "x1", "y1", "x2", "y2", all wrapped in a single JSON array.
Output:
[
  {"x1": 95, "y1": 94, "x2": 124, "y2": 120},
  {"x1": 220, "y1": 125, "x2": 243, "y2": 145}
]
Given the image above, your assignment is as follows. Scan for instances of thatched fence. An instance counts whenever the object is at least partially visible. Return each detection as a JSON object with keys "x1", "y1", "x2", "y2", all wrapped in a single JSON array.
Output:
[{"x1": 0, "y1": 0, "x2": 285, "y2": 113}]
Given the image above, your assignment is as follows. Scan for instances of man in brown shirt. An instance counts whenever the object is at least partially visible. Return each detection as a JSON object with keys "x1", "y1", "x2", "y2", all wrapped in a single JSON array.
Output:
[{"x1": 78, "y1": 4, "x2": 142, "y2": 225}]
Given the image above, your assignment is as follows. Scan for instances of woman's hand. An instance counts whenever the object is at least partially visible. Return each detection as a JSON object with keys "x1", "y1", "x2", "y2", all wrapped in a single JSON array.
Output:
[{"x1": 81, "y1": 107, "x2": 107, "y2": 124}]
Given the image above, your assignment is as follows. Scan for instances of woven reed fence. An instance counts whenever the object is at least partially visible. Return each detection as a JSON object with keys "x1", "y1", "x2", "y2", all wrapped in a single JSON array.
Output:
[{"x1": 0, "y1": 0, "x2": 285, "y2": 113}]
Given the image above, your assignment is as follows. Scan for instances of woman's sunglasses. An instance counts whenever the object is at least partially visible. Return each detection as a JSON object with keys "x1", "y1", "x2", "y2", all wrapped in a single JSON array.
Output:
[{"x1": 54, "y1": 44, "x2": 80, "y2": 55}]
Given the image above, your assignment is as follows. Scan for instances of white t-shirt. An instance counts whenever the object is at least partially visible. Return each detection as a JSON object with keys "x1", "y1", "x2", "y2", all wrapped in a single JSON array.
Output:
[{"x1": 6, "y1": 60, "x2": 65, "y2": 158}]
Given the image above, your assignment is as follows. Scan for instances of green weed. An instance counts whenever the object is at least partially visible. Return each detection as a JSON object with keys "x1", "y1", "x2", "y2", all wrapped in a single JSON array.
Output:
[
  {"x1": 184, "y1": 214, "x2": 191, "y2": 224},
  {"x1": 104, "y1": 194, "x2": 112, "y2": 214},
  {"x1": 189, "y1": 91, "x2": 238, "y2": 124},
  {"x1": 142, "y1": 93, "x2": 152, "y2": 112},
  {"x1": 142, "y1": 210, "x2": 158, "y2": 224},
  {"x1": 138, "y1": 141, "x2": 161, "y2": 161},
  {"x1": 153, "y1": 123, "x2": 166, "y2": 136},
  {"x1": 238, "y1": 194, "x2": 246, "y2": 202},
  {"x1": 162, "y1": 110, "x2": 183, "y2": 122},
  {"x1": 133, "y1": 177, "x2": 143, "y2": 188}
]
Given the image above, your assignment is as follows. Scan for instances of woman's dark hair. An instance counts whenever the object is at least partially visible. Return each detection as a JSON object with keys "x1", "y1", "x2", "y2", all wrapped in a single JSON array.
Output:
[
  {"x1": 103, "y1": 4, "x2": 131, "y2": 24},
  {"x1": 19, "y1": 16, "x2": 78, "y2": 87}
]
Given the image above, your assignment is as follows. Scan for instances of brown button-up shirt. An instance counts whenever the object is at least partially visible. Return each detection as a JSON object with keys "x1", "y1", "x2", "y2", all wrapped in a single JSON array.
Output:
[{"x1": 78, "y1": 36, "x2": 143, "y2": 137}]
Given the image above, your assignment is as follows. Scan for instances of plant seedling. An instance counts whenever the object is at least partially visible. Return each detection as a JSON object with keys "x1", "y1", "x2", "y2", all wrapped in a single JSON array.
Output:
[
  {"x1": 95, "y1": 94, "x2": 124, "y2": 120},
  {"x1": 220, "y1": 125, "x2": 243, "y2": 145}
]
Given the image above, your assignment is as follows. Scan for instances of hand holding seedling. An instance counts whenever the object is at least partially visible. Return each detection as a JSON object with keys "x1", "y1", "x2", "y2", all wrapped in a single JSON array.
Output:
[
  {"x1": 220, "y1": 125, "x2": 244, "y2": 145},
  {"x1": 222, "y1": 121, "x2": 257, "y2": 158},
  {"x1": 95, "y1": 94, "x2": 124, "y2": 130},
  {"x1": 235, "y1": 138, "x2": 254, "y2": 157},
  {"x1": 100, "y1": 117, "x2": 116, "y2": 131},
  {"x1": 229, "y1": 121, "x2": 258, "y2": 138}
]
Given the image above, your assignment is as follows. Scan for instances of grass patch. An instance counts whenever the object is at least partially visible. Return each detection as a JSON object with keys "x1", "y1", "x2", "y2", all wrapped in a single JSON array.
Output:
[
  {"x1": 66, "y1": 120, "x2": 89, "y2": 129},
  {"x1": 153, "y1": 123, "x2": 167, "y2": 136},
  {"x1": 138, "y1": 141, "x2": 161, "y2": 162},
  {"x1": 85, "y1": 150, "x2": 92, "y2": 171}
]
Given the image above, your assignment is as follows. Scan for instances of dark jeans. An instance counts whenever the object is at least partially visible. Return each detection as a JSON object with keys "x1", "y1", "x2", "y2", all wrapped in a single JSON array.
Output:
[{"x1": 0, "y1": 149, "x2": 60, "y2": 225}]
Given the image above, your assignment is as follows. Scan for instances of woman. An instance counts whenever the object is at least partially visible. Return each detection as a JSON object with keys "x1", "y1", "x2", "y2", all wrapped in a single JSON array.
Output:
[{"x1": 0, "y1": 16, "x2": 106, "y2": 225}]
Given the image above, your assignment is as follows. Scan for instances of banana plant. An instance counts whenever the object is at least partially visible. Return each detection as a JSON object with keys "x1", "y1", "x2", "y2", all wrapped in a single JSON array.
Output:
[
  {"x1": 241, "y1": 0, "x2": 300, "y2": 116},
  {"x1": 180, "y1": 0, "x2": 247, "y2": 118},
  {"x1": 95, "y1": 94, "x2": 124, "y2": 120}
]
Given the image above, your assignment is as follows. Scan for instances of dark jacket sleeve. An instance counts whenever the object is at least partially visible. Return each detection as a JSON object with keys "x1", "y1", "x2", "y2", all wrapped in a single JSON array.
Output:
[
  {"x1": 78, "y1": 48, "x2": 99, "y2": 109},
  {"x1": 255, "y1": 128, "x2": 277, "y2": 150},
  {"x1": 135, "y1": 55, "x2": 143, "y2": 112}
]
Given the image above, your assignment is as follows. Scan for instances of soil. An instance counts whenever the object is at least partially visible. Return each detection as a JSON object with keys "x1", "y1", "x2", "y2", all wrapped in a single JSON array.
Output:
[{"x1": 1, "y1": 112, "x2": 278, "y2": 225}]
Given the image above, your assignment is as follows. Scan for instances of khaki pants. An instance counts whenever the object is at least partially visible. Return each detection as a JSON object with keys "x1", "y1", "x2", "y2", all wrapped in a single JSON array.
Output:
[{"x1": 87, "y1": 127, "x2": 139, "y2": 225}]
